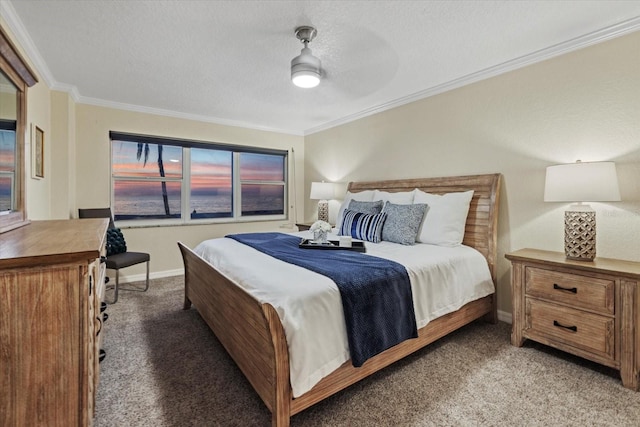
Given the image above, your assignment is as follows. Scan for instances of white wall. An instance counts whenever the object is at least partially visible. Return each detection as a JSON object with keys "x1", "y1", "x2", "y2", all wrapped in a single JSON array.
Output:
[{"x1": 304, "y1": 30, "x2": 640, "y2": 316}]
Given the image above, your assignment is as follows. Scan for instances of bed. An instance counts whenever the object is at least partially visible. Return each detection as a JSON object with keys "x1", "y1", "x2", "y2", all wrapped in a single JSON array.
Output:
[{"x1": 178, "y1": 173, "x2": 501, "y2": 426}]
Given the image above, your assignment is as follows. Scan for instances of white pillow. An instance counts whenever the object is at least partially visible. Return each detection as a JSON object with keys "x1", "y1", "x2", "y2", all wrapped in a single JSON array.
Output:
[
  {"x1": 373, "y1": 190, "x2": 415, "y2": 206},
  {"x1": 413, "y1": 189, "x2": 474, "y2": 246},
  {"x1": 335, "y1": 190, "x2": 375, "y2": 230}
]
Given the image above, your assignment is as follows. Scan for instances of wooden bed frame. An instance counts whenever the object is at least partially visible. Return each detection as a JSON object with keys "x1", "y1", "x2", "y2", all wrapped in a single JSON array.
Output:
[{"x1": 178, "y1": 173, "x2": 502, "y2": 426}]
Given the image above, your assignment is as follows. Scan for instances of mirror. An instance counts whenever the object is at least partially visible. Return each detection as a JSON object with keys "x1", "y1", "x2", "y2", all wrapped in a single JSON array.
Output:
[{"x1": 0, "y1": 25, "x2": 37, "y2": 233}]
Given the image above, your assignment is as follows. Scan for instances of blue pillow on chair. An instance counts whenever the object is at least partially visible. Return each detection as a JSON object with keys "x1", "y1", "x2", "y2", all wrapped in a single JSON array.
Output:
[{"x1": 106, "y1": 228, "x2": 127, "y2": 256}]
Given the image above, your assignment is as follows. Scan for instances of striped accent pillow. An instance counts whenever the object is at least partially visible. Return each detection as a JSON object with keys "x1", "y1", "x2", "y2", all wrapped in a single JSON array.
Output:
[{"x1": 339, "y1": 209, "x2": 387, "y2": 243}]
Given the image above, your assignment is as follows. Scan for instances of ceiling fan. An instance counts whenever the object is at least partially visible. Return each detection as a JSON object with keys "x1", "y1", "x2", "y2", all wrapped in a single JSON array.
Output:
[{"x1": 290, "y1": 26, "x2": 322, "y2": 88}]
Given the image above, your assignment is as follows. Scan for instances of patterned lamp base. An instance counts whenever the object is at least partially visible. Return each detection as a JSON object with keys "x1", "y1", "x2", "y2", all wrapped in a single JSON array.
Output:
[
  {"x1": 317, "y1": 200, "x2": 329, "y2": 222},
  {"x1": 564, "y1": 209, "x2": 596, "y2": 261}
]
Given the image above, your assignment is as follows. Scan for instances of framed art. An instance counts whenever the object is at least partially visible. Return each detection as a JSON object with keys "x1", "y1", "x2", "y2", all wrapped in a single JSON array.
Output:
[{"x1": 32, "y1": 124, "x2": 43, "y2": 179}]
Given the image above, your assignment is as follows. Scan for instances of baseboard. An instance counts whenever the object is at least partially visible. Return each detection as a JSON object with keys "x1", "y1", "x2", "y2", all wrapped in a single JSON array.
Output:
[
  {"x1": 497, "y1": 309, "x2": 512, "y2": 324},
  {"x1": 107, "y1": 268, "x2": 184, "y2": 284}
]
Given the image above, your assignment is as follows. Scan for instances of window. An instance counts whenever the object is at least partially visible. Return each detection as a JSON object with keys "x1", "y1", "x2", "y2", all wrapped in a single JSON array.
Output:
[
  {"x1": 239, "y1": 153, "x2": 285, "y2": 216},
  {"x1": 110, "y1": 132, "x2": 287, "y2": 225}
]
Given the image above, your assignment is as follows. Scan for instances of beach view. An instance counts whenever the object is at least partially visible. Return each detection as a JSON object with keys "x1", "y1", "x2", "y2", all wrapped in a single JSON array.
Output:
[{"x1": 112, "y1": 140, "x2": 285, "y2": 220}]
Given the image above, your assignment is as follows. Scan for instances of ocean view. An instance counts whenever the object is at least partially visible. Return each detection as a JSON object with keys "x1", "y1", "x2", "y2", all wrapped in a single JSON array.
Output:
[{"x1": 114, "y1": 193, "x2": 283, "y2": 220}]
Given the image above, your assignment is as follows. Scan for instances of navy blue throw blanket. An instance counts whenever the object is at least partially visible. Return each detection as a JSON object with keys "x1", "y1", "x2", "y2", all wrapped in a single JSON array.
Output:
[{"x1": 226, "y1": 232, "x2": 418, "y2": 367}]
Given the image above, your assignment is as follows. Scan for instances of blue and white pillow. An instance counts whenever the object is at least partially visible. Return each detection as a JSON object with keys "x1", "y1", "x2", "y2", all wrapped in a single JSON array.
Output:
[{"x1": 339, "y1": 209, "x2": 387, "y2": 243}]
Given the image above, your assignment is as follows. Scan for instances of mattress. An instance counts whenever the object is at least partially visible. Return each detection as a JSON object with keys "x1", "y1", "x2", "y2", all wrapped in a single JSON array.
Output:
[{"x1": 194, "y1": 231, "x2": 494, "y2": 397}]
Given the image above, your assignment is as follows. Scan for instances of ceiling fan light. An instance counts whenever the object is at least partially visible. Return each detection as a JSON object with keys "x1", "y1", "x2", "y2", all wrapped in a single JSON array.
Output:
[
  {"x1": 291, "y1": 28, "x2": 322, "y2": 88},
  {"x1": 291, "y1": 67, "x2": 321, "y2": 88},
  {"x1": 291, "y1": 46, "x2": 321, "y2": 88}
]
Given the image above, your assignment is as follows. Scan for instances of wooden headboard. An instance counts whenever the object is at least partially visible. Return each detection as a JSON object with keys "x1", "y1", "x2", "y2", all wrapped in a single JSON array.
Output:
[{"x1": 347, "y1": 173, "x2": 502, "y2": 283}]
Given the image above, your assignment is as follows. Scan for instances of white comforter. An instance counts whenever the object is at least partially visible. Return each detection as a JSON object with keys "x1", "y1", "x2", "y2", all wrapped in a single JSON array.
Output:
[{"x1": 194, "y1": 231, "x2": 494, "y2": 397}]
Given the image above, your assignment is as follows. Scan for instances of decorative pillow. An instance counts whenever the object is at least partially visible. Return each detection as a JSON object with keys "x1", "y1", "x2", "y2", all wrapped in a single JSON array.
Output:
[
  {"x1": 347, "y1": 199, "x2": 383, "y2": 215},
  {"x1": 373, "y1": 190, "x2": 415, "y2": 205},
  {"x1": 106, "y1": 228, "x2": 127, "y2": 256},
  {"x1": 339, "y1": 209, "x2": 387, "y2": 243},
  {"x1": 413, "y1": 189, "x2": 474, "y2": 246},
  {"x1": 381, "y1": 202, "x2": 427, "y2": 245},
  {"x1": 335, "y1": 190, "x2": 376, "y2": 230}
]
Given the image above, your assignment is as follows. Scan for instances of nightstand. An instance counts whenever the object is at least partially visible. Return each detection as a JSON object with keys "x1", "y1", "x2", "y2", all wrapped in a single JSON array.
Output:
[
  {"x1": 296, "y1": 222, "x2": 314, "y2": 231},
  {"x1": 506, "y1": 248, "x2": 640, "y2": 391}
]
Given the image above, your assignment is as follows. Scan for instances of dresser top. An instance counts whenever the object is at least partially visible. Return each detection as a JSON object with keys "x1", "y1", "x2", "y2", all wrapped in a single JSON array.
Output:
[
  {"x1": 506, "y1": 248, "x2": 640, "y2": 279},
  {"x1": 0, "y1": 219, "x2": 108, "y2": 269}
]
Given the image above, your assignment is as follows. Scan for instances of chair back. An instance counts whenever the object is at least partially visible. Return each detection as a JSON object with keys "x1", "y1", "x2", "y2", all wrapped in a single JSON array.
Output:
[{"x1": 78, "y1": 208, "x2": 116, "y2": 229}]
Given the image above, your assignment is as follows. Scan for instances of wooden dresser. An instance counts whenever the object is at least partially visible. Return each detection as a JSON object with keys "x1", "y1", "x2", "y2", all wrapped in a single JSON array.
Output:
[
  {"x1": 0, "y1": 219, "x2": 109, "y2": 426},
  {"x1": 506, "y1": 248, "x2": 640, "y2": 391}
]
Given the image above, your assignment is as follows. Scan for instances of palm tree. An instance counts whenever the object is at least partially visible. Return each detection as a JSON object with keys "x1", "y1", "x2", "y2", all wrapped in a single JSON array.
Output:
[{"x1": 137, "y1": 143, "x2": 170, "y2": 216}]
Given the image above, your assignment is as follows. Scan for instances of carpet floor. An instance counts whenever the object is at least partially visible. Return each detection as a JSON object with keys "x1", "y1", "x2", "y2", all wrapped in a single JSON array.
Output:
[{"x1": 95, "y1": 276, "x2": 640, "y2": 426}]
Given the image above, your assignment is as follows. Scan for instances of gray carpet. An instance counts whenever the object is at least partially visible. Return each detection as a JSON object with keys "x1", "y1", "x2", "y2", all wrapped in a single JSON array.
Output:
[{"x1": 95, "y1": 276, "x2": 640, "y2": 426}]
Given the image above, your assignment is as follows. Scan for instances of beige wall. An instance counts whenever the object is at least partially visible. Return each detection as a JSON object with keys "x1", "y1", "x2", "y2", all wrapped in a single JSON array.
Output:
[
  {"x1": 74, "y1": 104, "x2": 305, "y2": 278},
  {"x1": 305, "y1": 30, "x2": 640, "y2": 317},
  {"x1": 0, "y1": 87, "x2": 16, "y2": 120},
  {"x1": 50, "y1": 90, "x2": 76, "y2": 219},
  {"x1": 24, "y1": 80, "x2": 51, "y2": 220}
]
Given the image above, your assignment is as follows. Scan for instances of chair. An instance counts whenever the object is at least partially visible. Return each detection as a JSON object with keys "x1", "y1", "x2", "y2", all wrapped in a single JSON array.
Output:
[{"x1": 78, "y1": 208, "x2": 150, "y2": 303}]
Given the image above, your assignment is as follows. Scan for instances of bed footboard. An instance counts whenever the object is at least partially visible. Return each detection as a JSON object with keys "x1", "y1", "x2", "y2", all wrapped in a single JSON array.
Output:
[{"x1": 178, "y1": 242, "x2": 292, "y2": 426}]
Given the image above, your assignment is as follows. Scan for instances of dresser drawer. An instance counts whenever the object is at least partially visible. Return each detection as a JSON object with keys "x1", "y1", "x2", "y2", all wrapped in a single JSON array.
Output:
[
  {"x1": 525, "y1": 267, "x2": 614, "y2": 314},
  {"x1": 526, "y1": 299, "x2": 615, "y2": 360}
]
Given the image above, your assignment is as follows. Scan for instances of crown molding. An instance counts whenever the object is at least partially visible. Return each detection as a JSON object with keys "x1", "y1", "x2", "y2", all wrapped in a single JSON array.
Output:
[
  {"x1": 50, "y1": 81, "x2": 81, "y2": 101},
  {"x1": 304, "y1": 16, "x2": 640, "y2": 135},
  {"x1": 77, "y1": 95, "x2": 305, "y2": 136},
  {"x1": 2, "y1": 0, "x2": 639, "y2": 138}
]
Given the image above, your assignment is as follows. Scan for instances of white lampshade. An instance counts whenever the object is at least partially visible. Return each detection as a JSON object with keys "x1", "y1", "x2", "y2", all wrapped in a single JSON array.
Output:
[
  {"x1": 544, "y1": 161, "x2": 621, "y2": 202},
  {"x1": 310, "y1": 182, "x2": 335, "y2": 200}
]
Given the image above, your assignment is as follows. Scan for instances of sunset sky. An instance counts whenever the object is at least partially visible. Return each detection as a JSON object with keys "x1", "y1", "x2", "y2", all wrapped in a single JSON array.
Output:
[
  {"x1": 112, "y1": 141, "x2": 284, "y2": 198},
  {"x1": 0, "y1": 131, "x2": 15, "y2": 203},
  {"x1": 0, "y1": 131, "x2": 15, "y2": 172}
]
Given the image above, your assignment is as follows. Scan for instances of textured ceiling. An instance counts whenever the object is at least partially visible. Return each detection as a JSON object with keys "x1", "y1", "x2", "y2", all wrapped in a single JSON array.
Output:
[{"x1": 3, "y1": 1, "x2": 640, "y2": 135}]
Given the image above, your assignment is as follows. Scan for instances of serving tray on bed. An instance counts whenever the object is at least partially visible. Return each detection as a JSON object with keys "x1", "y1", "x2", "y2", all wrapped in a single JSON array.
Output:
[{"x1": 299, "y1": 239, "x2": 366, "y2": 252}]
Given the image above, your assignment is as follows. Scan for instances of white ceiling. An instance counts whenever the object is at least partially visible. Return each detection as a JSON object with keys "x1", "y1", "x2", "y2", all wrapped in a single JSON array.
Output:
[{"x1": 3, "y1": 1, "x2": 640, "y2": 135}]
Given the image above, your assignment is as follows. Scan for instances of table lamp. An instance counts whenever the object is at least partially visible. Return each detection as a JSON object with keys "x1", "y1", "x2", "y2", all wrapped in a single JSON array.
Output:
[
  {"x1": 544, "y1": 160, "x2": 620, "y2": 261},
  {"x1": 310, "y1": 181, "x2": 335, "y2": 223}
]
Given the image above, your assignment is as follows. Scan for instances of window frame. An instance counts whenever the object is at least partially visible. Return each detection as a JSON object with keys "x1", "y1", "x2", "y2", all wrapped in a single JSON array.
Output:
[{"x1": 110, "y1": 132, "x2": 288, "y2": 228}]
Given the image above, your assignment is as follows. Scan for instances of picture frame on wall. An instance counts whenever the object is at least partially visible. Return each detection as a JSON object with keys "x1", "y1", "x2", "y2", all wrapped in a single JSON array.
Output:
[{"x1": 32, "y1": 124, "x2": 44, "y2": 179}]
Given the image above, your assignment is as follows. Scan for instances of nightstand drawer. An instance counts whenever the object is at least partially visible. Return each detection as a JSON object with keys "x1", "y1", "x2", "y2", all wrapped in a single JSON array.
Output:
[
  {"x1": 526, "y1": 299, "x2": 615, "y2": 360},
  {"x1": 525, "y1": 267, "x2": 614, "y2": 315}
]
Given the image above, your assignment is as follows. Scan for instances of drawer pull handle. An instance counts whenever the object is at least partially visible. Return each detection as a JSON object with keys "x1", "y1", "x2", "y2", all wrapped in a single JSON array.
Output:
[
  {"x1": 553, "y1": 284, "x2": 577, "y2": 293},
  {"x1": 553, "y1": 320, "x2": 577, "y2": 332},
  {"x1": 96, "y1": 316, "x2": 102, "y2": 337}
]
